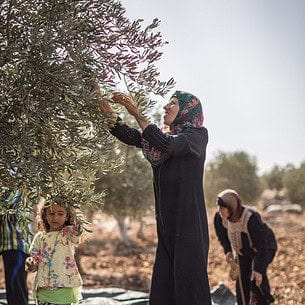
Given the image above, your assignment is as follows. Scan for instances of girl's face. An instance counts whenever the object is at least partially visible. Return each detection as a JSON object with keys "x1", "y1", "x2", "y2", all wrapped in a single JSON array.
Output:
[
  {"x1": 218, "y1": 206, "x2": 231, "y2": 219},
  {"x1": 45, "y1": 204, "x2": 68, "y2": 231},
  {"x1": 163, "y1": 97, "x2": 179, "y2": 126}
]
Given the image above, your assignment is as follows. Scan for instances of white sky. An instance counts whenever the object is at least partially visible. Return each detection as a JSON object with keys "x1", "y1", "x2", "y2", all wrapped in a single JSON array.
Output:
[{"x1": 120, "y1": 0, "x2": 305, "y2": 174}]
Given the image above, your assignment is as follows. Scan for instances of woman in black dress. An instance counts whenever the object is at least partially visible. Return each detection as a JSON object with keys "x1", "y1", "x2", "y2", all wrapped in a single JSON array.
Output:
[
  {"x1": 100, "y1": 90, "x2": 211, "y2": 305},
  {"x1": 214, "y1": 189, "x2": 277, "y2": 305}
]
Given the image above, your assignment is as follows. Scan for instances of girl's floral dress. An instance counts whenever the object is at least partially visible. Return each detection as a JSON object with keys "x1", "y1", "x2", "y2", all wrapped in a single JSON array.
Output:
[{"x1": 29, "y1": 226, "x2": 83, "y2": 300}]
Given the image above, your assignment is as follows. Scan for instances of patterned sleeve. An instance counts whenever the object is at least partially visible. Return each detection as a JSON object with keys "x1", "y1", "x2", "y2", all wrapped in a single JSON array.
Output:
[
  {"x1": 214, "y1": 212, "x2": 232, "y2": 254},
  {"x1": 110, "y1": 118, "x2": 142, "y2": 148},
  {"x1": 141, "y1": 124, "x2": 170, "y2": 152}
]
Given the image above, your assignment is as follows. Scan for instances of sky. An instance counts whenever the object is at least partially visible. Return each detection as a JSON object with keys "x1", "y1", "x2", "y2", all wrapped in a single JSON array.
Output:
[{"x1": 120, "y1": 0, "x2": 305, "y2": 174}]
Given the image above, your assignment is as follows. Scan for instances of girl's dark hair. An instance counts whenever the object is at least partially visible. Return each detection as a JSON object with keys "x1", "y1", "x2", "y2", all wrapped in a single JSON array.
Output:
[{"x1": 37, "y1": 198, "x2": 76, "y2": 232}]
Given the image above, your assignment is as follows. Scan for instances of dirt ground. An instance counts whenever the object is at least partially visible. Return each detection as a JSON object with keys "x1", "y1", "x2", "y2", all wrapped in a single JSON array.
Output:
[{"x1": 1, "y1": 207, "x2": 304, "y2": 305}]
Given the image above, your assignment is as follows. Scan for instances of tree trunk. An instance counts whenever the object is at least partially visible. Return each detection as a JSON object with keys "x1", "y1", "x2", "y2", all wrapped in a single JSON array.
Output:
[
  {"x1": 74, "y1": 247, "x2": 86, "y2": 275},
  {"x1": 136, "y1": 218, "x2": 145, "y2": 240},
  {"x1": 116, "y1": 216, "x2": 131, "y2": 246}
]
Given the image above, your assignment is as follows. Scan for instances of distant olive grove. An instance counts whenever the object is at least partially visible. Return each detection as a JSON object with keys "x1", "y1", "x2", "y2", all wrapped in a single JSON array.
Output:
[
  {"x1": 203, "y1": 151, "x2": 261, "y2": 205},
  {"x1": 204, "y1": 151, "x2": 305, "y2": 207},
  {"x1": 262, "y1": 162, "x2": 305, "y2": 206}
]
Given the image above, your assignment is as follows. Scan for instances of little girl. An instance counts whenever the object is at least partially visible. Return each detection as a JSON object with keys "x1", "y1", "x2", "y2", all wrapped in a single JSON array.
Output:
[{"x1": 26, "y1": 198, "x2": 84, "y2": 305}]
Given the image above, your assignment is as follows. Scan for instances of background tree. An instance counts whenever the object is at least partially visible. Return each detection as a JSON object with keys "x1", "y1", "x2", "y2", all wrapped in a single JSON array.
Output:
[
  {"x1": 95, "y1": 141, "x2": 154, "y2": 245},
  {"x1": 204, "y1": 151, "x2": 262, "y2": 205},
  {"x1": 262, "y1": 165, "x2": 286, "y2": 191},
  {"x1": 92, "y1": 110, "x2": 163, "y2": 244},
  {"x1": 0, "y1": 0, "x2": 173, "y2": 210},
  {"x1": 283, "y1": 162, "x2": 305, "y2": 206}
]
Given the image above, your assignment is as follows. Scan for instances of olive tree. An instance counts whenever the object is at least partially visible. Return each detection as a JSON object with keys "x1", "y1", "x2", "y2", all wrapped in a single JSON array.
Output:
[
  {"x1": 204, "y1": 151, "x2": 262, "y2": 205},
  {"x1": 95, "y1": 140, "x2": 154, "y2": 244},
  {"x1": 262, "y1": 165, "x2": 286, "y2": 191},
  {"x1": 283, "y1": 162, "x2": 305, "y2": 206},
  {"x1": 0, "y1": 0, "x2": 174, "y2": 212}
]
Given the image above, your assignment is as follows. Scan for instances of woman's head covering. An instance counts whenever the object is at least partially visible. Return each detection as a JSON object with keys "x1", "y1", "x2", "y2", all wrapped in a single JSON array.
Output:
[
  {"x1": 170, "y1": 90, "x2": 204, "y2": 134},
  {"x1": 216, "y1": 189, "x2": 243, "y2": 222}
]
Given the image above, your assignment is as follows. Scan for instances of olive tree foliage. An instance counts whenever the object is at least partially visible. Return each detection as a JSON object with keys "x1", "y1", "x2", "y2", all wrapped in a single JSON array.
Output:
[
  {"x1": 283, "y1": 161, "x2": 305, "y2": 206},
  {"x1": 95, "y1": 139, "x2": 154, "y2": 244},
  {"x1": 262, "y1": 165, "x2": 286, "y2": 191},
  {"x1": 204, "y1": 151, "x2": 262, "y2": 206},
  {"x1": 0, "y1": 0, "x2": 174, "y2": 211}
]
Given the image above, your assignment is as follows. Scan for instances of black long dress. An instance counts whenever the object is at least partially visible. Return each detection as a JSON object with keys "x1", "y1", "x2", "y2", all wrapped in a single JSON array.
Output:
[
  {"x1": 110, "y1": 122, "x2": 211, "y2": 305},
  {"x1": 214, "y1": 209, "x2": 277, "y2": 305}
]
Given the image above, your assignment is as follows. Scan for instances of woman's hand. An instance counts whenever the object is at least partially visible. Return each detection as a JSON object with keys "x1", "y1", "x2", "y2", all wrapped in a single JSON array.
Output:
[
  {"x1": 96, "y1": 86, "x2": 138, "y2": 118},
  {"x1": 112, "y1": 92, "x2": 150, "y2": 130},
  {"x1": 95, "y1": 83, "x2": 117, "y2": 120},
  {"x1": 111, "y1": 92, "x2": 140, "y2": 117},
  {"x1": 251, "y1": 271, "x2": 263, "y2": 286},
  {"x1": 225, "y1": 252, "x2": 234, "y2": 263},
  {"x1": 99, "y1": 101, "x2": 118, "y2": 125}
]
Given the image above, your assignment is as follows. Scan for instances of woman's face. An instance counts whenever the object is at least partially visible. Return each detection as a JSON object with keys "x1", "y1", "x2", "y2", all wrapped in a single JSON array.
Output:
[
  {"x1": 218, "y1": 206, "x2": 231, "y2": 219},
  {"x1": 163, "y1": 97, "x2": 179, "y2": 126},
  {"x1": 46, "y1": 204, "x2": 68, "y2": 231}
]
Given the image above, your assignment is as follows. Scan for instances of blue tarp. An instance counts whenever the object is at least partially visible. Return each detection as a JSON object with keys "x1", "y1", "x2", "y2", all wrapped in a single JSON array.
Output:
[{"x1": 0, "y1": 283, "x2": 236, "y2": 305}]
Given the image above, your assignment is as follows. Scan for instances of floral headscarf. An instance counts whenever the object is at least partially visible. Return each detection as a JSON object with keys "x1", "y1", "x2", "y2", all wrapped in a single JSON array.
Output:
[
  {"x1": 142, "y1": 90, "x2": 204, "y2": 166},
  {"x1": 170, "y1": 90, "x2": 204, "y2": 134}
]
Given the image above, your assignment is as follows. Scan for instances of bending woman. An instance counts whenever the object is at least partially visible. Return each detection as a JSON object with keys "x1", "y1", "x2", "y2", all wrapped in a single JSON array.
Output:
[{"x1": 100, "y1": 90, "x2": 211, "y2": 305}]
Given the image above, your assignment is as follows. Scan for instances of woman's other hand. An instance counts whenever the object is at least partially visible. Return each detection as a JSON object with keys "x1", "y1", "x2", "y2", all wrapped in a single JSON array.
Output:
[
  {"x1": 95, "y1": 83, "x2": 116, "y2": 118},
  {"x1": 99, "y1": 100, "x2": 115, "y2": 115},
  {"x1": 225, "y1": 251, "x2": 234, "y2": 263},
  {"x1": 251, "y1": 271, "x2": 263, "y2": 286}
]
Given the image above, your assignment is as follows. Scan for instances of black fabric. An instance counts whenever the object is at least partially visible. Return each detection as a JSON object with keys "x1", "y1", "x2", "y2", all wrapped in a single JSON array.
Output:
[
  {"x1": 214, "y1": 211, "x2": 277, "y2": 305},
  {"x1": 110, "y1": 123, "x2": 211, "y2": 305},
  {"x1": 214, "y1": 213, "x2": 232, "y2": 254},
  {"x1": 247, "y1": 212, "x2": 277, "y2": 273},
  {"x1": 250, "y1": 279, "x2": 275, "y2": 304},
  {"x1": 110, "y1": 119, "x2": 142, "y2": 148},
  {"x1": 2, "y1": 250, "x2": 28, "y2": 305},
  {"x1": 236, "y1": 250, "x2": 276, "y2": 305},
  {"x1": 142, "y1": 123, "x2": 170, "y2": 152}
]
